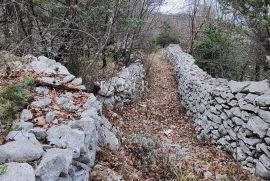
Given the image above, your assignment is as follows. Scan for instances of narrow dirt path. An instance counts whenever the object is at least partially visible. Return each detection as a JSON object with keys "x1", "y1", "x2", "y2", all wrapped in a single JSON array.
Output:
[{"x1": 101, "y1": 50, "x2": 258, "y2": 180}]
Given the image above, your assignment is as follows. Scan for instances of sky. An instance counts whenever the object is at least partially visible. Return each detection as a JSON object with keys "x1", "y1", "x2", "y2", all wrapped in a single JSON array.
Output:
[{"x1": 159, "y1": 0, "x2": 187, "y2": 14}]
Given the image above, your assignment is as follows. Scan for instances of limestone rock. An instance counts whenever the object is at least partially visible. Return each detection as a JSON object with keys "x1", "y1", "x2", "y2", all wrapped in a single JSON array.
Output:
[
  {"x1": 6, "y1": 130, "x2": 37, "y2": 142},
  {"x1": 47, "y1": 125, "x2": 85, "y2": 158},
  {"x1": 20, "y1": 109, "x2": 33, "y2": 121},
  {"x1": 12, "y1": 121, "x2": 33, "y2": 131},
  {"x1": 0, "y1": 141, "x2": 44, "y2": 163},
  {"x1": 29, "y1": 127, "x2": 47, "y2": 140},
  {"x1": 31, "y1": 96, "x2": 51, "y2": 108},
  {"x1": 247, "y1": 116, "x2": 269, "y2": 138},
  {"x1": 255, "y1": 94, "x2": 270, "y2": 106},
  {"x1": 256, "y1": 161, "x2": 270, "y2": 179},
  {"x1": 45, "y1": 111, "x2": 55, "y2": 123},
  {"x1": 35, "y1": 148, "x2": 73, "y2": 181},
  {"x1": 0, "y1": 162, "x2": 35, "y2": 181}
]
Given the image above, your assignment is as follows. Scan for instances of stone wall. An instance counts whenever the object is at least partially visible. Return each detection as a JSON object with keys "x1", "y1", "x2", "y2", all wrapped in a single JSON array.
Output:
[
  {"x1": 166, "y1": 44, "x2": 270, "y2": 179},
  {"x1": 0, "y1": 55, "x2": 120, "y2": 181},
  {"x1": 96, "y1": 61, "x2": 145, "y2": 109}
]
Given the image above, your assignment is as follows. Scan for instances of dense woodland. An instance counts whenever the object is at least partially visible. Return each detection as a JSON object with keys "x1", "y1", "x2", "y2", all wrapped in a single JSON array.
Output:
[{"x1": 0, "y1": 0, "x2": 269, "y2": 81}]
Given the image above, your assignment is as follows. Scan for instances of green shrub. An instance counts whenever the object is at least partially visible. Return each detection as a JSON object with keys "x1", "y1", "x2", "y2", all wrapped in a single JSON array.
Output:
[
  {"x1": 0, "y1": 77, "x2": 34, "y2": 126},
  {"x1": 194, "y1": 22, "x2": 252, "y2": 80},
  {"x1": 156, "y1": 22, "x2": 180, "y2": 48},
  {"x1": 0, "y1": 164, "x2": 7, "y2": 176}
]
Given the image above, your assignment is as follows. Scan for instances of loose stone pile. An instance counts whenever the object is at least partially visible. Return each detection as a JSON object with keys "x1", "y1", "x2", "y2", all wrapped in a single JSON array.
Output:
[
  {"x1": 0, "y1": 55, "x2": 121, "y2": 180},
  {"x1": 166, "y1": 44, "x2": 270, "y2": 179},
  {"x1": 96, "y1": 61, "x2": 145, "y2": 109}
]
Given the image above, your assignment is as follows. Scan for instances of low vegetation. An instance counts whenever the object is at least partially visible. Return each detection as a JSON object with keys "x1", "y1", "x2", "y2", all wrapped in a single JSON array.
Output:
[{"x1": 0, "y1": 77, "x2": 34, "y2": 126}]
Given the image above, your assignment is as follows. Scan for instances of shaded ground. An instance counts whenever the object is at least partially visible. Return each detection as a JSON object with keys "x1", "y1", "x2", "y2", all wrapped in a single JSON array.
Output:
[{"x1": 99, "y1": 49, "x2": 259, "y2": 180}]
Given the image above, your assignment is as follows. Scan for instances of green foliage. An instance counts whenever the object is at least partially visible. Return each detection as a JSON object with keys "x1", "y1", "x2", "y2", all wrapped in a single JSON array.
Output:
[
  {"x1": 194, "y1": 22, "x2": 252, "y2": 80},
  {"x1": 0, "y1": 164, "x2": 7, "y2": 176},
  {"x1": 156, "y1": 22, "x2": 180, "y2": 48},
  {"x1": 0, "y1": 77, "x2": 34, "y2": 125}
]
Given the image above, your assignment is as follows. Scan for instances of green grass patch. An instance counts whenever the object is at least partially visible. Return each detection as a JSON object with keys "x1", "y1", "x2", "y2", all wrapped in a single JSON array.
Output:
[{"x1": 0, "y1": 77, "x2": 34, "y2": 126}]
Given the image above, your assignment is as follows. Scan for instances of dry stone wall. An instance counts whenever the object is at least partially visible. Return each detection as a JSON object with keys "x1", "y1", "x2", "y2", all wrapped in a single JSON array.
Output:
[
  {"x1": 166, "y1": 44, "x2": 270, "y2": 179},
  {"x1": 96, "y1": 61, "x2": 145, "y2": 109}
]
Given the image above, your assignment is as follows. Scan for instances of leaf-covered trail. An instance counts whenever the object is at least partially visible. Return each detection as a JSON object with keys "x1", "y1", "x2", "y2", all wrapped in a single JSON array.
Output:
[{"x1": 103, "y1": 50, "x2": 257, "y2": 180}]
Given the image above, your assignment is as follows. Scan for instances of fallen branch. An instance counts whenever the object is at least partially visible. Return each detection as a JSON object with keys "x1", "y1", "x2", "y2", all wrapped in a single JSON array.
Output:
[{"x1": 35, "y1": 79, "x2": 89, "y2": 93}]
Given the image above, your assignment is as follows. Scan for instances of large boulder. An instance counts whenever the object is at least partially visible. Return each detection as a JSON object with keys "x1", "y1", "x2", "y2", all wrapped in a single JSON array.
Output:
[
  {"x1": 0, "y1": 162, "x2": 35, "y2": 181},
  {"x1": 35, "y1": 148, "x2": 73, "y2": 181},
  {"x1": 0, "y1": 141, "x2": 44, "y2": 163},
  {"x1": 47, "y1": 125, "x2": 85, "y2": 158}
]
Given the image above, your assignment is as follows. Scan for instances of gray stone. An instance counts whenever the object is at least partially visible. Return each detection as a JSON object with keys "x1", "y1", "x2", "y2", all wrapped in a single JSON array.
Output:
[
  {"x1": 29, "y1": 56, "x2": 70, "y2": 75},
  {"x1": 41, "y1": 77, "x2": 60, "y2": 85},
  {"x1": 228, "y1": 100, "x2": 238, "y2": 107},
  {"x1": 244, "y1": 94, "x2": 259, "y2": 104},
  {"x1": 36, "y1": 148, "x2": 73, "y2": 181},
  {"x1": 47, "y1": 125, "x2": 85, "y2": 158},
  {"x1": 63, "y1": 102, "x2": 77, "y2": 112},
  {"x1": 45, "y1": 111, "x2": 55, "y2": 123},
  {"x1": 259, "y1": 154, "x2": 270, "y2": 170},
  {"x1": 258, "y1": 110, "x2": 270, "y2": 124},
  {"x1": 230, "y1": 107, "x2": 241, "y2": 118},
  {"x1": 62, "y1": 74, "x2": 75, "y2": 83},
  {"x1": 232, "y1": 117, "x2": 244, "y2": 126},
  {"x1": 244, "y1": 80, "x2": 269, "y2": 95},
  {"x1": 20, "y1": 109, "x2": 33, "y2": 121},
  {"x1": 239, "y1": 99, "x2": 258, "y2": 113},
  {"x1": 0, "y1": 141, "x2": 44, "y2": 163},
  {"x1": 6, "y1": 130, "x2": 37, "y2": 142},
  {"x1": 31, "y1": 96, "x2": 51, "y2": 108},
  {"x1": 100, "y1": 127, "x2": 120, "y2": 151},
  {"x1": 29, "y1": 127, "x2": 47, "y2": 140},
  {"x1": 69, "y1": 162, "x2": 90, "y2": 181},
  {"x1": 256, "y1": 161, "x2": 270, "y2": 178},
  {"x1": 256, "y1": 143, "x2": 270, "y2": 158},
  {"x1": 71, "y1": 77, "x2": 83, "y2": 85},
  {"x1": 69, "y1": 118, "x2": 99, "y2": 166},
  {"x1": 12, "y1": 121, "x2": 34, "y2": 131},
  {"x1": 35, "y1": 87, "x2": 49, "y2": 95},
  {"x1": 0, "y1": 162, "x2": 35, "y2": 181},
  {"x1": 265, "y1": 137, "x2": 270, "y2": 144},
  {"x1": 256, "y1": 94, "x2": 270, "y2": 106},
  {"x1": 247, "y1": 116, "x2": 269, "y2": 138},
  {"x1": 56, "y1": 96, "x2": 71, "y2": 105},
  {"x1": 228, "y1": 81, "x2": 251, "y2": 93}
]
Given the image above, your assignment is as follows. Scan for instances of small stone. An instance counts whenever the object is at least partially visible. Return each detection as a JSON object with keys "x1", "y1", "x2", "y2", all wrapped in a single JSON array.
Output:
[
  {"x1": 100, "y1": 127, "x2": 120, "y2": 151},
  {"x1": 228, "y1": 81, "x2": 251, "y2": 93},
  {"x1": 12, "y1": 121, "x2": 33, "y2": 131},
  {"x1": 0, "y1": 162, "x2": 35, "y2": 181},
  {"x1": 256, "y1": 161, "x2": 270, "y2": 178},
  {"x1": 256, "y1": 95, "x2": 270, "y2": 106},
  {"x1": 259, "y1": 154, "x2": 270, "y2": 170},
  {"x1": 31, "y1": 96, "x2": 51, "y2": 108},
  {"x1": 247, "y1": 116, "x2": 269, "y2": 138},
  {"x1": 45, "y1": 111, "x2": 55, "y2": 123},
  {"x1": 71, "y1": 77, "x2": 83, "y2": 85},
  {"x1": 258, "y1": 110, "x2": 270, "y2": 124},
  {"x1": 41, "y1": 77, "x2": 60, "y2": 85},
  {"x1": 231, "y1": 107, "x2": 241, "y2": 118},
  {"x1": 20, "y1": 109, "x2": 33, "y2": 121},
  {"x1": 29, "y1": 127, "x2": 47, "y2": 140},
  {"x1": 35, "y1": 87, "x2": 49, "y2": 95},
  {"x1": 6, "y1": 130, "x2": 37, "y2": 142},
  {"x1": 204, "y1": 171, "x2": 212, "y2": 178},
  {"x1": 62, "y1": 74, "x2": 75, "y2": 83},
  {"x1": 0, "y1": 141, "x2": 44, "y2": 163},
  {"x1": 244, "y1": 94, "x2": 259, "y2": 104}
]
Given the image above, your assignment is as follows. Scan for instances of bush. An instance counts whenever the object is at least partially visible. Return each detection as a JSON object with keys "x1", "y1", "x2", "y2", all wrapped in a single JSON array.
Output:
[
  {"x1": 0, "y1": 77, "x2": 34, "y2": 126},
  {"x1": 156, "y1": 22, "x2": 180, "y2": 48},
  {"x1": 194, "y1": 22, "x2": 252, "y2": 80}
]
